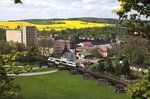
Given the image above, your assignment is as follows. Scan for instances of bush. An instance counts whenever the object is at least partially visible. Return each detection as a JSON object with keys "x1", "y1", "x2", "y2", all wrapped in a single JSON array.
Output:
[
  {"x1": 144, "y1": 57, "x2": 150, "y2": 65},
  {"x1": 132, "y1": 54, "x2": 144, "y2": 65}
]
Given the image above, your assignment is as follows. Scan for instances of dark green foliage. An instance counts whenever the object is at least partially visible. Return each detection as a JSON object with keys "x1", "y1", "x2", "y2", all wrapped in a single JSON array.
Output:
[
  {"x1": 25, "y1": 45, "x2": 42, "y2": 62},
  {"x1": 121, "y1": 58, "x2": 130, "y2": 76},
  {"x1": 16, "y1": 25, "x2": 21, "y2": 30},
  {"x1": 0, "y1": 41, "x2": 25, "y2": 54},
  {"x1": 98, "y1": 60, "x2": 105, "y2": 72},
  {"x1": 114, "y1": 64, "x2": 122, "y2": 76},
  {"x1": 0, "y1": 28, "x2": 6, "y2": 41},
  {"x1": 144, "y1": 56, "x2": 150, "y2": 65},
  {"x1": 106, "y1": 58, "x2": 114, "y2": 73},
  {"x1": 14, "y1": 0, "x2": 22, "y2": 4},
  {"x1": 69, "y1": 17, "x2": 120, "y2": 24},
  {"x1": 0, "y1": 41, "x2": 42, "y2": 63},
  {"x1": 38, "y1": 26, "x2": 126, "y2": 40},
  {"x1": 132, "y1": 54, "x2": 144, "y2": 65}
]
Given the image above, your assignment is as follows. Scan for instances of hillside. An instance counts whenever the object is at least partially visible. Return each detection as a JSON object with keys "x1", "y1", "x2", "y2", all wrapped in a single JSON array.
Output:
[
  {"x1": 15, "y1": 18, "x2": 120, "y2": 24},
  {"x1": 0, "y1": 20, "x2": 112, "y2": 31}
]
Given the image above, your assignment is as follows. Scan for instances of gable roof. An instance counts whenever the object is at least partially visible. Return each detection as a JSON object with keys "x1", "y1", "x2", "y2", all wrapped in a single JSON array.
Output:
[{"x1": 80, "y1": 42, "x2": 93, "y2": 46}]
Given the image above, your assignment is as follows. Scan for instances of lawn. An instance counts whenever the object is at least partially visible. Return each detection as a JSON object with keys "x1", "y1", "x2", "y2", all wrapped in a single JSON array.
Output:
[{"x1": 15, "y1": 71, "x2": 131, "y2": 99}]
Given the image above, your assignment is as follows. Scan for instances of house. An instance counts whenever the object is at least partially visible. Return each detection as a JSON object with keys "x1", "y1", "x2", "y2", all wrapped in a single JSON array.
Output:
[
  {"x1": 78, "y1": 42, "x2": 93, "y2": 47},
  {"x1": 98, "y1": 47, "x2": 110, "y2": 57},
  {"x1": 76, "y1": 52, "x2": 93, "y2": 60},
  {"x1": 37, "y1": 39, "x2": 74, "y2": 56},
  {"x1": 61, "y1": 50, "x2": 75, "y2": 61}
]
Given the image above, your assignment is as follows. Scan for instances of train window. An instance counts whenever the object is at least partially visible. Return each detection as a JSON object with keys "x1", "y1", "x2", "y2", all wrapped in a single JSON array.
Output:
[
  {"x1": 62, "y1": 61, "x2": 67, "y2": 64},
  {"x1": 55, "y1": 60, "x2": 60, "y2": 62},
  {"x1": 68, "y1": 62, "x2": 73, "y2": 65}
]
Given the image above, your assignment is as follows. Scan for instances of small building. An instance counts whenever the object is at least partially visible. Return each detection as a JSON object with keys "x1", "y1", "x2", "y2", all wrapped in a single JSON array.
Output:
[
  {"x1": 76, "y1": 52, "x2": 93, "y2": 60},
  {"x1": 61, "y1": 50, "x2": 75, "y2": 61},
  {"x1": 37, "y1": 39, "x2": 74, "y2": 56},
  {"x1": 98, "y1": 47, "x2": 110, "y2": 57}
]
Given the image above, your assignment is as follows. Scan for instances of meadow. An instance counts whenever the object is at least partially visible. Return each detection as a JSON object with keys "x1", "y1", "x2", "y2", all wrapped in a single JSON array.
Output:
[
  {"x1": 15, "y1": 71, "x2": 131, "y2": 99},
  {"x1": 0, "y1": 20, "x2": 111, "y2": 31}
]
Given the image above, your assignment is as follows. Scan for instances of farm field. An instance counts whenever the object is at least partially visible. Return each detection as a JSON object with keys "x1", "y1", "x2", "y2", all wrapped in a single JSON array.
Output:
[
  {"x1": 15, "y1": 71, "x2": 130, "y2": 99},
  {"x1": 0, "y1": 20, "x2": 111, "y2": 31}
]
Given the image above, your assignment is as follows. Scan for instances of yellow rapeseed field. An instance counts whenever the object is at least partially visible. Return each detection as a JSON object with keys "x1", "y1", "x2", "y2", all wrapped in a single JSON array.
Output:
[{"x1": 0, "y1": 20, "x2": 111, "y2": 31}]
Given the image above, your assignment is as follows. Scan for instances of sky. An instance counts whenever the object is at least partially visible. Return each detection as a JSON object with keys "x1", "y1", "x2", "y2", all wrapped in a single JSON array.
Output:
[{"x1": 0, "y1": 0, "x2": 120, "y2": 21}]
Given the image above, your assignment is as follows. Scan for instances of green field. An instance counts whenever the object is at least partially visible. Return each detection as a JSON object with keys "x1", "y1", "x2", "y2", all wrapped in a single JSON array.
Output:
[{"x1": 15, "y1": 71, "x2": 130, "y2": 99}]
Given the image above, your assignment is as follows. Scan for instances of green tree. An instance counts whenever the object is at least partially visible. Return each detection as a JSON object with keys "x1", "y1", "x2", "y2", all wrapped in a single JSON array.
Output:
[
  {"x1": 128, "y1": 69, "x2": 150, "y2": 99},
  {"x1": 114, "y1": 0, "x2": 150, "y2": 40},
  {"x1": 98, "y1": 60, "x2": 105, "y2": 72},
  {"x1": 106, "y1": 58, "x2": 114, "y2": 73},
  {"x1": 16, "y1": 25, "x2": 21, "y2": 30},
  {"x1": 121, "y1": 58, "x2": 130, "y2": 76},
  {"x1": 14, "y1": 0, "x2": 22, "y2": 4},
  {"x1": 0, "y1": 65, "x2": 20, "y2": 99},
  {"x1": 132, "y1": 54, "x2": 144, "y2": 65}
]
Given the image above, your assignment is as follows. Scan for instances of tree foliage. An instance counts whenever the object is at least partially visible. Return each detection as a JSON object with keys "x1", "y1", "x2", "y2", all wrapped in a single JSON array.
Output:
[
  {"x1": 0, "y1": 65, "x2": 20, "y2": 99},
  {"x1": 128, "y1": 69, "x2": 150, "y2": 99},
  {"x1": 114, "y1": 0, "x2": 150, "y2": 40},
  {"x1": 14, "y1": 0, "x2": 22, "y2": 4}
]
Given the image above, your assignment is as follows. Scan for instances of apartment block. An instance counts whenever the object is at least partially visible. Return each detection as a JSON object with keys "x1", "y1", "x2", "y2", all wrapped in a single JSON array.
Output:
[{"x1": 6, "y1": 26, "x2": 37, "y2": 46}]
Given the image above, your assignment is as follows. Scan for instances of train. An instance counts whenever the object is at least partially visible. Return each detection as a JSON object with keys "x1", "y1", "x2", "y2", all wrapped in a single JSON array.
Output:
[{"x1": 48, "y1": 57, "x2": 77, "y2": 67}]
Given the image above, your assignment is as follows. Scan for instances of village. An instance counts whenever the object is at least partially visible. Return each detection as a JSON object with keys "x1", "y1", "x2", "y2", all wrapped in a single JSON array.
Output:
[{"x1": 5, "y1": 26, "x2": 149, "y2": 73}]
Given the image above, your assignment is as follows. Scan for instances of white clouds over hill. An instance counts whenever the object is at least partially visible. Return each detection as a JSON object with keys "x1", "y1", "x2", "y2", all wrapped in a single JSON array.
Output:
[{"x1": 0, "y1": 0, "x2": 120, "y2": 21}]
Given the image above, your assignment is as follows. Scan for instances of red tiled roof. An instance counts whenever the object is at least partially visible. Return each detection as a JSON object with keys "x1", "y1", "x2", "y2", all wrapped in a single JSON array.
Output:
[{"x1": 81, "y1": 42, "x2": 93, "y2": 46}]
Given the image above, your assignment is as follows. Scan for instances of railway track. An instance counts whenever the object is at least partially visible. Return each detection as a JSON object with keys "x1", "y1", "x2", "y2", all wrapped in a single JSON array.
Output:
[{"x1": 76, "y1": 68, "x2": 128, "y2": 86}]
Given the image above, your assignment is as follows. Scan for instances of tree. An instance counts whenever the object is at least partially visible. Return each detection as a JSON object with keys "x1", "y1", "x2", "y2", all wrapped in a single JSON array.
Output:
[
  {"x1": 114, "y1": 0, "x2": 150, "y2": 40},
  {"x1": 132, "y1": 54, "x2": 144, "y2": 65},
  {"x1": 106, "y1": 58, "x2": 114, "y2": 73},
  {"x1": 26, "y1": 45, "x2": 41, "y2": 62},
  {"x1": 128, "y1": 69, "x2": 150, "y2": 99},
  {"x1": 0, "y1": 65, "x2": 20, "y2": 99},
  {"x1": 98, "y1": 60, "x2": 105, "y2": 72},
  {"x1": 14, "y1": 0, "x2": 22, "y2": 4},
  {"x1": 16, "y1": 25, "x2": 21, "y2": 30},
  {"x1": 121, "y1": 58, "x2": 130, "y2": 76}
]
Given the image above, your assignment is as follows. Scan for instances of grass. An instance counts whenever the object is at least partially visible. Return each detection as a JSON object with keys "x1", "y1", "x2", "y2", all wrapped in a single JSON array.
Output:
[{"x1": 15, "y1": 71, "x2": 131, "y2": 99}]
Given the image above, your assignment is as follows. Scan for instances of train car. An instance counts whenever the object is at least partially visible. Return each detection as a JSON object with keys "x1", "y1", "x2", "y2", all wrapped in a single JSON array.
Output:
[
  {"x1": 55, "y1": 59, "x2": 61, "y2": 65},
  {"x1": 66, "y1": 61, "x2": 76, "y2": 67},
  {"x1": 48, "y1": 57, "x2": 55, "y2": 62},
  {"x1": 48, "y1": 57, "x2": 77, "y2": 67}
]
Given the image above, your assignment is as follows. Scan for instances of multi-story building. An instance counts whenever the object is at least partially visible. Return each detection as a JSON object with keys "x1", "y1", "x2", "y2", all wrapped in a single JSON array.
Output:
[{"x1": 6, "y1": 26, "x2": 37, "y2": 46}]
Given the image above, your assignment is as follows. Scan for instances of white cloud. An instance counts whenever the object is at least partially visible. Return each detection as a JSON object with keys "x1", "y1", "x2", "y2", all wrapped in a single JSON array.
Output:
[{"x1": 0, "y1": 0, "x2": 120, "y2": 21}]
